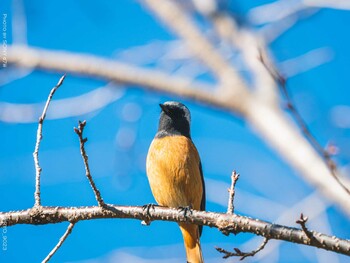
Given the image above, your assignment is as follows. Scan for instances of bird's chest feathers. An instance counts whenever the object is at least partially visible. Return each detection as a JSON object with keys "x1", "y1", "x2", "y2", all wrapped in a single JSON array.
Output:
[{"x1": 146, "y1": 136, "x2": 200, "y2": 207}]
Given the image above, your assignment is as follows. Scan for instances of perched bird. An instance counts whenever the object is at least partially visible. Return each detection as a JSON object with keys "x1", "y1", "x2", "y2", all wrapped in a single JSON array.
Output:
[{"x1": 146, "y1": 101, "x2": 205, "y2": 263}]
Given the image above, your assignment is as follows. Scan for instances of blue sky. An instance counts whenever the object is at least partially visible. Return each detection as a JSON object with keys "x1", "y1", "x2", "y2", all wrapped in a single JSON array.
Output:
[{"x1": 1, "y1": 0, "x2": 350, "y2": 262}]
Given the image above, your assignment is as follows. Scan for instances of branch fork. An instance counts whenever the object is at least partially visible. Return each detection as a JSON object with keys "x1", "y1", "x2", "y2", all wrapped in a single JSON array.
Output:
[{"x1": 216, "y1": 238, "x2": 269, "y2": 260}]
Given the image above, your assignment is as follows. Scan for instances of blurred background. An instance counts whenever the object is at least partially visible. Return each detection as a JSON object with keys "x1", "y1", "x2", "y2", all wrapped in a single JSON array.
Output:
[{"x1": 1, "y1": 0, "x2": 350, "y2": 262}]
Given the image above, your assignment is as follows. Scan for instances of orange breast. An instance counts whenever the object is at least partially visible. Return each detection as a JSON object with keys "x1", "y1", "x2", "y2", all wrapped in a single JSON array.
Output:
[{"x1": 146, "y1": 136, "x2": 203, "y2": 210}]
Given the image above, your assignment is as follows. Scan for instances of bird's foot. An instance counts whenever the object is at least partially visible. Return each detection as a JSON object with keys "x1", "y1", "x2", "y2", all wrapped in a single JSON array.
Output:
[
  {"x1": 142, "y1": 203, "x2": 158, "y2": 216},
  {"x1": 142, "y1": 203, "x2": 158, "y2": 226},
  {"x1": 178, "y1": 205, "x2": 193, "y2": 218}
]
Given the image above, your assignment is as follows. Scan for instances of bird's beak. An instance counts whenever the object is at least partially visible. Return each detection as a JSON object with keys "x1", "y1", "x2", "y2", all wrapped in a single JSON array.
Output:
[{"x1": 159, "y1": 104, "x2": 169, "y2": 114}]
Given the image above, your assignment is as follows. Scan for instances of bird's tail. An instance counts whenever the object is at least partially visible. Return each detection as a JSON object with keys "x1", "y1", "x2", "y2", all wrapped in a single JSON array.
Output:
[{"x1": 179, "y1": 223, "x2": 203, "y2": 263}]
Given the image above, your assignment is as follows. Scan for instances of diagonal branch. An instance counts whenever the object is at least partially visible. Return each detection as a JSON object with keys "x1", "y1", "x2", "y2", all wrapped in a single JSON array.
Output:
[
  {"x1": 42, "y1": 222, "x2": 75, "y2": 263},
  {"x1": 259, "y1": 51, "x2": 350, "y2": 195},
  {"x1": 33, "y1": 75, "x2": 66, "y2": 207},
  {"x1": 1, "y1": 205, "x2": 349, "y2": 257},
  {"x1": 142, "y1": 0, "x2": 251, "y2": 109}
]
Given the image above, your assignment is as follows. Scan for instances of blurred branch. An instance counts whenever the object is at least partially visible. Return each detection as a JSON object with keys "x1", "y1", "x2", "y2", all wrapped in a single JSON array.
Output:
[
  {"x1": 1, "y1": 205, "x2": 349, "y2": 256},
  {"x1": 12, "y1": 0, "x2": 28, "y2": 45},
  {"x1": 259, "y1": 51, "x2": 350, "y2": 195},
  {"x1": 248, "y1": 0, "x2": 317, "y2": 25},
  {"x1": 142, "y1": 0, "x2": 251, "y2": 109},
  {"x1": 260, "y1": 8, "x2": 320, "y2": 43},
  {"x1": 248, "y1": 0, "x2": 350, "y2": 45},
  {"x1": 203, "y1": 10, "x2": 278, "y2": 104},
  {"x1": 304, "y1": 0, "x2": 350, "y2": 10},
  {"x1": 7, "y1": 45, "x2": 224, "y2": 110},
  {"x1": 0, "y1": 83, "x2": 124, "y2": 123},
  {"x1": 249, "y1": 0, "x2": 349, "y2": 27},
  {"x1": 279, "y1": 47, "x2": 333, "y2": 78}
]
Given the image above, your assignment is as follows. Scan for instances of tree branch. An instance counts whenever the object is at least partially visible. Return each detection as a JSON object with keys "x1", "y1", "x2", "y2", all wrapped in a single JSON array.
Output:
[
  {"x1": 42, "y1": 222, "x2": 75, "y2": 263},
  {"x1": 216, "y1": 237, "x2": 269, "y2": 260},
  {"x1": 259, "y1": 50, "x2": 350, "y2": 195},
  {"x1": 74, "y1": 120, "x2": 105, "y2": 207},
  {"x1": 33, "y1": 74, "x2": 65, "y2": 207},
  {"x1": 142, "y1": 0, "x2": 251, "y2": 109},
  {"x1": 227, "y1": 171, "x2": 239, "y2": 214},
  {"x1": 0, "y1": 205, "x2": 349, "y2": 256},
  {"x1": 6, "y1": 45, "x2": 222, "y2": 111}
]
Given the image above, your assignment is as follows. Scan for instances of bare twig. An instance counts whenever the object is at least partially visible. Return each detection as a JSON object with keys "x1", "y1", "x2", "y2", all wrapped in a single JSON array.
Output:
[
  {"x1": 2, "y1": 205, "x2": 349, "y2": 256},
  {"x1": 33, "y1": 75, "x2": 66, "y2": 207},
  {"x1": 259, "y1": 50, "x2": 350, "y2": 195},
  {"x1": 42, "y1": 222, "x2": 75, "y2": 263},
  {"x1": 74, "y1": 121, "x2": 105, "y2": 207},
  {"x1": 238, "y1": 191, "x2": 329, "y2": 261},
  {"x1": 295, "y1": 212, "x2": 323, "y2": 249},
  {"x1": 227, "y1": 171, "x2": 240, "y2": 214},
  {"x1": 296, "y1": 213, "x2": 312, "y2": 240},
  {"x1": 216, "y1": 237, "x2": 269, "y2": 260}
]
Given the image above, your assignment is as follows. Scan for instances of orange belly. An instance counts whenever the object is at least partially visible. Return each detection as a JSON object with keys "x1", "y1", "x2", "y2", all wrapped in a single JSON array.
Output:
[{"x1": 146, "y1": 136, "x2": 203, "y2": 210}]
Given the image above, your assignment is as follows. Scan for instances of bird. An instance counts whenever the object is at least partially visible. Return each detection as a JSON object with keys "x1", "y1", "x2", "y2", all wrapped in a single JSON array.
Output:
[{"x1": 146, "y1": 101, "x2": 205, "y2": 263}]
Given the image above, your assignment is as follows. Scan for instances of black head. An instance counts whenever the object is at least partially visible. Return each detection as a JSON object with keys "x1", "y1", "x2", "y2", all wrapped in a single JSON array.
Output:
[{"x1": 156, "y1": 101, "x2": 191, "y2": 138}]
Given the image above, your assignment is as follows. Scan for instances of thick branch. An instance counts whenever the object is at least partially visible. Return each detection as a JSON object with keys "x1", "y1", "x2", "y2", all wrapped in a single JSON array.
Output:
[
  {"x1": 245, "y1": 101, "x2": 350, "y2": 215},
  {"x1": 143, "y1": 0, "x2": 250, "y2": 105},
  {"x1": 6, "y1": 46, "x2": 226, "y2": 112},
  {"x1": 0, "y1": 205, "x2": 349, "y2": 256}
]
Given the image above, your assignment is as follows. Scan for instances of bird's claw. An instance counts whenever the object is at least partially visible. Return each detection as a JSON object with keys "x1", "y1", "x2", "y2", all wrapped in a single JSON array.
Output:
[
  {"x1": 142, "y1": 203, "x2": 157, "y2": 217},
  {"x1": 178, "y1": 205, "x2": 193, "y2": 218},
  {"x1": 141, "y1": 203, "x2": 158, "y2": 226}
]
